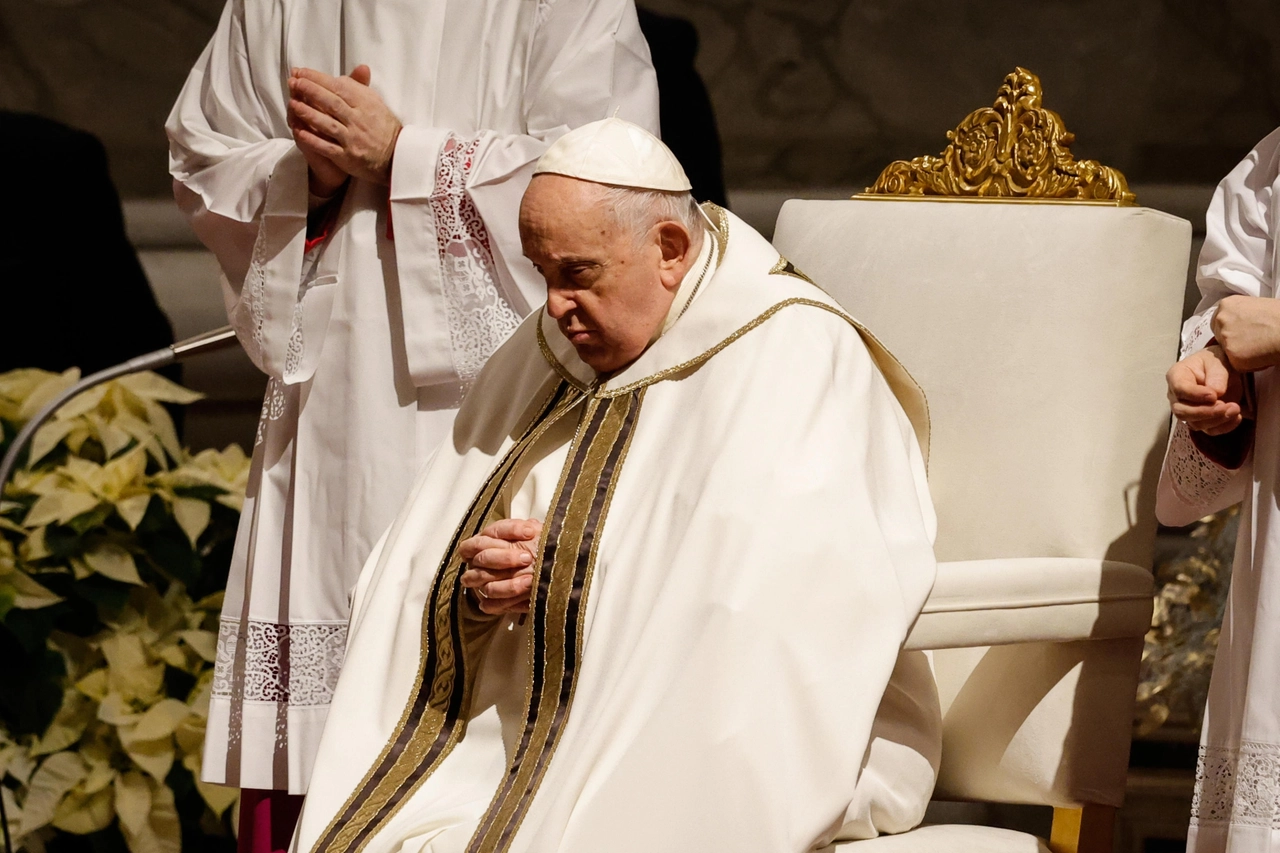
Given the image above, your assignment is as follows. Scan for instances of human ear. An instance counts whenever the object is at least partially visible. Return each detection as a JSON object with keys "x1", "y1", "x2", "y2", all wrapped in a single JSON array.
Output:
[{"x1": 655, "y1": 223, "x2": 692, "y2": 291}]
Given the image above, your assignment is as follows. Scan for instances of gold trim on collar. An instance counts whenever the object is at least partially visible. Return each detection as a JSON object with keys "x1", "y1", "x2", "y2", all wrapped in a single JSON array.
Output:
[
  {"x1": 537, "y1": 319, "x2": 591, "y2": 392},
  {"x1": 598, "y1": 298, "x2": 931, "y2": 465},
  {"x1": 701, "y1": 202, "x2": 729, "y2": 266},
  {"x1": 599, "y1": 298, "x2": 824, "y2": 397},
  {"x1": 770, "y1": 256, "x2": 815, "y2": 284}
]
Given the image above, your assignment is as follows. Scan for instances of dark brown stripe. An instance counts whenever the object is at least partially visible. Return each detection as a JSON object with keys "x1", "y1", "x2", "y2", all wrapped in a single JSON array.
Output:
[
  {"x1": 493, "y1": 389, "x2": 643, "y2": 848},
  {"x1": 467, "y1": 397, "x2": 613, "y2": 849},
  {"x1": 466, "y1": 388, "x2": 644, "y2": 853},
  {"x1": 224, "y1": 394, "x2": 277, "y2": 785},
  {"x1": 272, "y1": 443, "x2": 299, "y2": 789},
  {"x1": 311, "y1": 381, "x2": 580, "y2": 853}
]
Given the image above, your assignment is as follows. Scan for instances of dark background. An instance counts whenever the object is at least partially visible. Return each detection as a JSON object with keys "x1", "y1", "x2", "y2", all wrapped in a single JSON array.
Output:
[{"x1": 3, "y1": 0, "x2": 1277, "y2": 198}]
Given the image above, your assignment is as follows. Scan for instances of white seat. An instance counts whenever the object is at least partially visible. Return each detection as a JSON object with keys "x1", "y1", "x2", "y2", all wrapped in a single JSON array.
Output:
[
  {"x1": 826, "y1": 824, "x2": 1051, "y2": 852},
  {"x1": 773, "y1": 196, "x2": 1191, "y2": 852}
]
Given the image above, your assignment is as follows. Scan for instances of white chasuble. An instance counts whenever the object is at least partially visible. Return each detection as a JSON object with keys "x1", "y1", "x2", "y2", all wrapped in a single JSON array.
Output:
[
  {"x1": 293, "y1": 207, "x2": 938, "y2": 853},
  {"x1": 1157, "y1": 127, "x2": 1280, "y2": 853},
  {"x1": 166, "y1": 0, "x2": 659, "y2": 792}
]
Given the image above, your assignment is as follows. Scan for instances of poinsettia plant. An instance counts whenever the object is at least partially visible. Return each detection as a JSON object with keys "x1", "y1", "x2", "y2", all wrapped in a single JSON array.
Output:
[
  {"x1": 1134, "y1": 508, "x2": 1237, "y2": 738},
  {"x1": 0, "y1": 368, "x2": 249, "y2": 853}
]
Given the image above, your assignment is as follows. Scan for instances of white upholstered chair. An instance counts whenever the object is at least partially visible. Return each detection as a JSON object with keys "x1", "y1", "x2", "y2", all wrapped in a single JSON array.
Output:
[{"x1": 773, "y1": 197, "x2": 1192, "y2": 853}]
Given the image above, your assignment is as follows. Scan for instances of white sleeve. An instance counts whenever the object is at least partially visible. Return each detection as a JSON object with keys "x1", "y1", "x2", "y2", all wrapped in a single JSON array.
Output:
[
  {"x1": 386, "y1": 0, "x2": 659, "y2": 387},
  {"x1": 1155, "y1": 127, "x2": 1280, "y2": 525},
  {"x1": 831, "y1": 650, "x2": 941, "y2": 841},
  {"x1": 165, "y1": 0, "x2": 310, "y2": 380}
]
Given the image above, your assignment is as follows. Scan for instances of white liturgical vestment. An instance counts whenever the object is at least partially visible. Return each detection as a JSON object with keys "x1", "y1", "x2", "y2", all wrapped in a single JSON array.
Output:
[
  {"x1": 166, "y1": 0, "x2": 658, "y2": 792},
  {"x1": 292, "y1": 207, "x2": 938, "y2": 853},
  {"x1": 1157, "y1": 126, "x2": 1280, "y2": 853}
]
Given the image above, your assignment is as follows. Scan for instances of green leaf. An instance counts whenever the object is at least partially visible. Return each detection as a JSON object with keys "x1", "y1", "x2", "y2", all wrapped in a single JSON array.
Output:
[
  {"x1": 44, "y1": 523, "x2": 88, "y2": 559},
  {"x1": 74, "y1": 575, "x2": 134, "y2": 615},
  {"x1": 30, "y1": 689, "x2": 94, "y2": 756},
  {"x1": 68, "y1": 502, "x2": 118, "y2": 535}
]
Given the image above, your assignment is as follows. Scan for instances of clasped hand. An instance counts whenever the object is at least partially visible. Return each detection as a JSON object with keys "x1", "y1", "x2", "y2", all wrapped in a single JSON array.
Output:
[
  {"x1": 287, "y1": 64, "x2": 402, "y2": 197},
  {"x1": 458, "y1": 518, "x2": 543, "y2": 616},
  {"x1": 1166, "y1": 294, "x2": 1280, "y2": 435}
]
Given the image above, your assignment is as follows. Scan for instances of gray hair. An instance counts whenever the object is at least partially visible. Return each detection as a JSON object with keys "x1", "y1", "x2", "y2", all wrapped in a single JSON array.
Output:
[{"x1": 595, "y1": 185, "x2": 706, "y2": 250}]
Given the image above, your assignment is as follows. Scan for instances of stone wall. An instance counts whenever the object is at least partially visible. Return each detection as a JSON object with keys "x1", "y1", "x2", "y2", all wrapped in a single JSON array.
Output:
[{"x1": 2, "y1": 0, "x2": 1277, "y2": 196}]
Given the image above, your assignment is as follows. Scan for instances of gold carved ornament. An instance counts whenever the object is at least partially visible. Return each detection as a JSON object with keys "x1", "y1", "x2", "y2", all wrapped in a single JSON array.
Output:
[{"x1": 862, "y1": 67, "x2": 1135, "y2": 205}]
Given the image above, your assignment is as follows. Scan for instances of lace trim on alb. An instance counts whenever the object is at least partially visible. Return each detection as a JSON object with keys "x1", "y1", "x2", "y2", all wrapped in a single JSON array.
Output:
[
  {"x1": 1192, "y1": 741, "x2": 1280, "y2": 829},
  {"x1": 212, "y1": 619, "x2": 347, "y2": 706},
  {"x1": 1167, "y1": 421, "x2": 1234, "y2": 508},
  {"x1": 430, "y1": 134, "x2": 522, "y2": 385},
  {"x1": 236, "y1": 172, "x2": 275, "y2": 369},
  {"x1": 1182, "y1": 307, "x2": 1218, "y2": 358},
  {"x1": 254, "y1": 378, "x2": 288, "y2": 448}
]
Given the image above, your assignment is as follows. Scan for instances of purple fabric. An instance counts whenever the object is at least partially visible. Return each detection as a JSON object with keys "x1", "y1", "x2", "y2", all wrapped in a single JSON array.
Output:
[{"x1": 238, "y1": 788, "x2": 305, "y2": 853}]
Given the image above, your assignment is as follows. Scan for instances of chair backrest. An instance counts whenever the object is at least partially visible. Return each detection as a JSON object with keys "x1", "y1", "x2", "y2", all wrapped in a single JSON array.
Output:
[
  {"x1": 773, "y1": 198, "x2": 1190, "y2": 809},
  {"x1": 773, "y1": 199, "x2": 1191, "y2": 567}
]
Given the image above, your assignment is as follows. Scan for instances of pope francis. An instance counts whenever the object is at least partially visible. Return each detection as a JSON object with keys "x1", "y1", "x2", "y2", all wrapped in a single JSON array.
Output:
[{"x1": 292, "y1": 120, "x2": 940, "y2": 853}]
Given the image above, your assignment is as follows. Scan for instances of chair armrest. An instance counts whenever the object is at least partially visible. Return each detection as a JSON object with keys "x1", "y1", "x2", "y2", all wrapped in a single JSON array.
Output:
[{"x1": 904, "y1": 558, "x2": 1153, "y2": 651}]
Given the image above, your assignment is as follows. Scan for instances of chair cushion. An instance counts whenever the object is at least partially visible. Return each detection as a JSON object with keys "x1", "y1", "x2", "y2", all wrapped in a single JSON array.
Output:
[
  {"x1": 773, "y1": 199, "x2": 1190, "y2": 568},
  {"x1": 905, "y1": 557, "x2": 1153, "y2": 650},
  {"x1": 827, "y1": 824, "x2": 1050, "y2": 852}
]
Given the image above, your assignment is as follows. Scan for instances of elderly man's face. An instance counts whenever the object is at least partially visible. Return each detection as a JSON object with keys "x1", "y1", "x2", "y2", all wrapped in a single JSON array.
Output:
[{"x1": 519, "y1": 175, "x2": 688, "y2": 374}]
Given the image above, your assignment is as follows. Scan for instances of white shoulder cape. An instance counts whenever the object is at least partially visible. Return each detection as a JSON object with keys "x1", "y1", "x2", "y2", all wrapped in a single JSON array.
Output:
[{"x1": 295, "y1": 208, "x2": 938, "y2": 853}]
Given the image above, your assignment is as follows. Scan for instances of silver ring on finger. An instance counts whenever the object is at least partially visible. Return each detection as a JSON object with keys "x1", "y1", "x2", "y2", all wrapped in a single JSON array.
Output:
[{"x1": 476, "y1": 585, "x2": 490, "y2": 600}]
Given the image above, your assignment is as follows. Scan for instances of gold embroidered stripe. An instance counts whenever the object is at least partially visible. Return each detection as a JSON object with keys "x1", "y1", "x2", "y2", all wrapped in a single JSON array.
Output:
[
  {"x1": 311, "y1": 381, "x2": 584, "y2": 853},
  {"x1": 467, "y1": 387, "x2": 646, "y2": 853}
]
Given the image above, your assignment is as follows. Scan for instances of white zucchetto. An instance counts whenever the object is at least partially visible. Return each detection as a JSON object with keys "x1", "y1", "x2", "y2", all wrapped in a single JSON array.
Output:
[{"x1": 533, "y1": 117, "x2": 693, "y2": 192}]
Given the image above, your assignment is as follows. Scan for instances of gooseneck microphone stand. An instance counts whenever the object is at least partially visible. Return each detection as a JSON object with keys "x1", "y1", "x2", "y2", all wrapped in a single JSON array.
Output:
[
  {"x1": 0, "y1": 327, "x2": 239, "y2": 853},
  {"x1": 0, "y1": 326, "x2": 239, "y2": 498}
]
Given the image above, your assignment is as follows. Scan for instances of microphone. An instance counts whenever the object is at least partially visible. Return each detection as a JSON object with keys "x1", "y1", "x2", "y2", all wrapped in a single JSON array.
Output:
[{"x1": 0, "y1": 326, "x2": 240, "y2": 500}]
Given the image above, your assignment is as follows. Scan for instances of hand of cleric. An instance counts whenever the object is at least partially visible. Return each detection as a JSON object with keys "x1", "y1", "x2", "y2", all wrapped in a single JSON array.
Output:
[
  {"x1": 1167, "y1": 345, "x2": 1245, "y2": 436},
  {"x1": 1210, "y1": 294, "x2": 1280, "y2": 372},
  {"x1": 289, "y1": 124, "x2": 347, "y2": 200},
  {"x1": 458, "y1": 518, "x2": 543, "y2": 616},
  {"x1": 287, "y1": 64, "x2": 402, "y2": 187}
]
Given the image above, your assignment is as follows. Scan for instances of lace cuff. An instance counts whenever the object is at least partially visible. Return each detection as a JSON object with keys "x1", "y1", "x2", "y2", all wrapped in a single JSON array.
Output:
[
  {"x1": 1167, "y1": 421, "x2": 1239, "y2": 509},
  {"x1": 1181, "y1": 305, "x2": 1219, "y2": 358},
  {"x1": 430, "y1": 134, "x2": 523, "y2": 384}
]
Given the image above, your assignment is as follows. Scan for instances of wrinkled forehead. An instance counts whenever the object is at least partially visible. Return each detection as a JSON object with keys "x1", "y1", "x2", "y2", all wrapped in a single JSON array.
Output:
[{"x1": 520, "y1": 175, "x2": 615, "y2": 249}]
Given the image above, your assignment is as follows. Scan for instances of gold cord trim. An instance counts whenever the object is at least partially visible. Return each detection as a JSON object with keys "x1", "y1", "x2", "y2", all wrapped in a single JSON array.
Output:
[
  {"x1": 864, "y1": 67, "x2": 1135, "y2": 205},
  {"x1": 770, "y1": 256, "x2": 815, "y2": 284},
  {"x1": 671, "y1": 235, "x2": 716, "y2": 327},
  {"x1": 465, "y1": 388, "x2": 646, "y2": 852},
  {"x1": 701, "y1": 201, "x2": 729, "y2": 266},
  {"x1": 537, "y1": 321, "x2": 591, "y2": 392},
  {"x1": 309, "y1": 382, "x2": 585, "y2": 853},
  {"x1": 597, "y1": 298, "x2": 930, "y2": 464}
]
